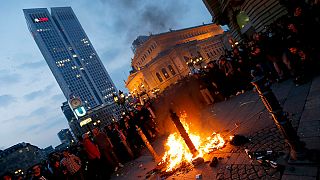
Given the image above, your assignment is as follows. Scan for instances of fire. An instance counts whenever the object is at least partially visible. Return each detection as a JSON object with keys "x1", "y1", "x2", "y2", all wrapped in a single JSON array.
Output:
[{"x1": 159, "y1": 113, "x2": 225, "y2": 172}]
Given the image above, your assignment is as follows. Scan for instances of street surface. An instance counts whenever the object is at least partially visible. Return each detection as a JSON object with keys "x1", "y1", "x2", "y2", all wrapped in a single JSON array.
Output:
[{"x1": 111, "y1": 76, "x2": 320, "y2": 180}]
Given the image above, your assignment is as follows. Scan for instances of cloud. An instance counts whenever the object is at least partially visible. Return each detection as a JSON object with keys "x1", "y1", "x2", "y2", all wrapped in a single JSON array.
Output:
[
  {"x1": 22, "y1": 116, "x2": 67, "y2": 136},
  {"x1": 24, "y1": 90, "x2": 45, "y2": 101},
  {"x1": 18, "y1": 60, "x2": 46, "y2": 69},
  {"x1": 100, "y1": 0, "x2": 189, "y2": 43},
  {"x1": 23, "y1": 84, "x2": 56, "y2": 101},
  {"x1": 0, "y1": 95, "x2": 16, "y2": 108},
  {"x1": 50, "y1": 94, "x2": 65, "y2": 102},
  {"x1": 0, "y1": 70, "x2": 21, "y2": 85},
  {"x1": 29, "y1": 107, "x2": 50, "y2": 117}
]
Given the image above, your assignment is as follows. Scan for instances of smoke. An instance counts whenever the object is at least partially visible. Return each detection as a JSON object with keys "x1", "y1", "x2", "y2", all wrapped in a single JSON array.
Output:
[{"x1": 99, "y1": 0, "x2": 189, "y2": 43}]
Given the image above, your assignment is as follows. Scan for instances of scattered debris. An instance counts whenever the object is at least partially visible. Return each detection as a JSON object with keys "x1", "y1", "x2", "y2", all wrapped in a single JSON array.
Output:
[
  {"x1": 139, "y1": 164, "x2": 143, "y2": 168},
  {"x1": 230, "y1": 134, "x2": 250, "y2": 146},
  {"x1": 244, "y1": 149, "x2": 284, "y2": 168},
  {"x1": 192, "y1": 157, "x2": 204, "y2": 165},
  {"x1": 196, "y1": 174, "x2": 202, "y2": 179},
  {"x1": 209, "y1": 157, "x2": 218, "y2": 167}
]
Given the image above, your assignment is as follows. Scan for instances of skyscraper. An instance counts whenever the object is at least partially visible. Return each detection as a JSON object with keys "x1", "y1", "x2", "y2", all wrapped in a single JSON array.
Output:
[
  {"x1": 23, "y1": 7, "x2": 117, "y2": 110},
  {"x1": 57, "y1": 129, "x2": 75, "y2": 145}
]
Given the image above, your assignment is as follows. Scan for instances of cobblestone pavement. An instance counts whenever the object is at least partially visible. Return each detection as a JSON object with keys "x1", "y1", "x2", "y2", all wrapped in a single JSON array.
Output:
[{"x1": 111, "y1": 77, "x2": 320, "y2": 180}]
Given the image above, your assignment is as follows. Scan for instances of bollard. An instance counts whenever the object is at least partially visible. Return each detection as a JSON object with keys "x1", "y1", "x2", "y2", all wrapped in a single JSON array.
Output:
[
  {"x1": 169, "y1": 110, "x2": 199, "y2": 157},
  {"x1": 136, "y1": 125, "x2": 160, "y2": 162},
  {"x1": 251, "y1": 75, "x2": 306, "y2": 160}
]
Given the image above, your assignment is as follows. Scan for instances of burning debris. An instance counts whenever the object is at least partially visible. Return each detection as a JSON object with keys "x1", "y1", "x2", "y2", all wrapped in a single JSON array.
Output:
[{"x1": 156, "y1": 111, "x2": 226, "y2": 175}]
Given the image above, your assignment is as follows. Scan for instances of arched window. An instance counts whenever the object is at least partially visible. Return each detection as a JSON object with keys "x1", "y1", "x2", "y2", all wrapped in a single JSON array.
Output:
[
  {"x1": 168, "y1": 65, "x2": 176, "y2": 75},
  {"x1": 161, "y1": 68, "x2": 170, "y2": 79},
  {"x1": 156, "y1": 73, "x2": 163, "y2": 82}
]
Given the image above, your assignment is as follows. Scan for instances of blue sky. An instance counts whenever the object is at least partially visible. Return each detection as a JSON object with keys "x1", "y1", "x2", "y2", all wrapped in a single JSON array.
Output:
[{"x1": 0, "y1": 0, "x2": 212, "y2": 149}]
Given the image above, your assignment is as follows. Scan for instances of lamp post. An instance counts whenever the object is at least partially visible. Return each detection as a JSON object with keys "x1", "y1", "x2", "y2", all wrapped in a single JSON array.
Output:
[
  {"x1": 251, "y1": 75, "x2": 306, "y2": 160},
  {"x1": 113, "y1": 90, "x2": 128, "y2": 114},
  {"x1": 186, "y1": 56, "x2": 205, "y2": 74}
]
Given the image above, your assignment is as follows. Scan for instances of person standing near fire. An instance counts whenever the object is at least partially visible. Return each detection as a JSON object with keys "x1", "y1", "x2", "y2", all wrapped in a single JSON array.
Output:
[{"x1": 92, "y1": 128, "x2": 123, "y2": 176}]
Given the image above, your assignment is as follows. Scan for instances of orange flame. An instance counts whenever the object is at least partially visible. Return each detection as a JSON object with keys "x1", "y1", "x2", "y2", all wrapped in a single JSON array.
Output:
[{"x1": 159, "y1": 113, "x2": 225, "y2": 172}]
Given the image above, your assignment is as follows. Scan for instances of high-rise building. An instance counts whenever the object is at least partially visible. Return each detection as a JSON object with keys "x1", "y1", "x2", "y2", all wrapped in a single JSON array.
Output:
[
  {"x1": 23, "y1": 7, "x2": 117, "y2": 110},
  {"x1": 57, "y1": 129, "x2": 75, "y2": 145}
]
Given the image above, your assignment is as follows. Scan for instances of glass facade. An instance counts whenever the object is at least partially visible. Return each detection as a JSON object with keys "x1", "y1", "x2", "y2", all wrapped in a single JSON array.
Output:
[{"x1": 23, "y1": 7, "x2": 117, "y2": 110}]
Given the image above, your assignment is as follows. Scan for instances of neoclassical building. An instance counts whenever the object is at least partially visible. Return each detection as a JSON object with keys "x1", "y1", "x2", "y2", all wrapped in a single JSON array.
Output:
[
  {"x1": 202, "y1": 0, "x2": 288, "y2": 40},
  {"x1": 126, "y1": 24, "x2": 231, "y2": 97}
]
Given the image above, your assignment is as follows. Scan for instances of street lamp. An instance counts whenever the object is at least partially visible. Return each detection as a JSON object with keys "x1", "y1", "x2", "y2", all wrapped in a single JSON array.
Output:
[
  {"x1": 113, "y1": 90, "x2": 128, "y2": 114},
  {"x1": 186, "y1": 56, "x2": 205, "y2": 74}
]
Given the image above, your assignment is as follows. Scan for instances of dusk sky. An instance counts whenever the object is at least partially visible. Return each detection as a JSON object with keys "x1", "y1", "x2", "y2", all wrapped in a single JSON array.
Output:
[{"x1": 0, "y1": 0, "x2": 213, "y2": 149}]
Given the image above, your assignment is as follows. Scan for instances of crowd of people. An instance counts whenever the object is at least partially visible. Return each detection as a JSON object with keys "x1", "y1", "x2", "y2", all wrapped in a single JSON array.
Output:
[
  {"x1": 2, "y1": 103, "x2": 158, "y2": 180},
  {"x1": 194, "y1": 2, "x2": 320, "y2": 105}
]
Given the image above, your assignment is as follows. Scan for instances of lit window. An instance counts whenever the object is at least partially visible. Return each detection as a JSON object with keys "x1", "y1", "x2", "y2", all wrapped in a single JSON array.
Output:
[{"x1": 161, "y1": 68, "x2": 170, "y2": 79}]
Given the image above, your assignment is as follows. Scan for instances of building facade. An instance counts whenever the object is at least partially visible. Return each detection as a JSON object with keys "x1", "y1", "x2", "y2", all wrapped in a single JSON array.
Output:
[
  {"x1": 61, "y1": 100, "x2": 121, "y2": 137},
  {"x1": 57, "y1": 129, "x2": 75, "y2": 145},
  {"x1": 23, "y1": 7, "x2": 117, "y2": 110},
  {"x1": 126, "y1": 24, "x2": 229, "y2": 96},
  {"x1": 61, "y1": 101, "x2": 83, "y2": 138},
  {"x1": 203, "y1": 0, "x2": 287, "y2": 40},
  {"x1": 0, "y1": 143, "x2": 46, "y2": 177}
]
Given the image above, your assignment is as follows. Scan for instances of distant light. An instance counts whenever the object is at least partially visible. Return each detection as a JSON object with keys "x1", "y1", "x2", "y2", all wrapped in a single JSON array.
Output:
[
  {"x1": 34, "y1": 17, "x2": 48, "y2": 23},
  {"x1": 80, "y1": 118, "x2": 92, "y2": 127}
]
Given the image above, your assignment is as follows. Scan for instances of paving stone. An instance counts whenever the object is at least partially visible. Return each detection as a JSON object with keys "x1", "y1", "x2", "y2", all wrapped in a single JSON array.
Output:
[
  {"x1": 216, "y1": 173, "x2": 224, "y2": 180},
  {"x1": 232, "y1": 173, "x2": 239, "y2": 179},
  {"x1": 241, "y1": 173, "x2": 248, "y2": 179},
  {"x1": 266, "y1": 168, "x2": 279, "y2": 176},
  {"x1": 271, "y1": 171, "x2": 281, "y2": 179},
  {"x1": 261, "y1": 175, "x2": 272, "y2": 180},
  {"x1": 226, "y1": 153, "x2": 240, "y2": 164},
  {"x1": 223, "y1": 170, "x2": 231, "y2": 178},
  {"x1": 247, "y1": 168, "x2": 255, "y2": 175},
  {"x1": 257, "y1": 169, "x2": 266, "y2": 178},
  {"x1": 248, "y1": 173, "x2": 258, "y2": 179},
  {"x1": 238, "y1": 168, "x2": 246, "y2": 175},
  {"x1": 234, "y1": 153, "x2": 251, "y2": 165}
]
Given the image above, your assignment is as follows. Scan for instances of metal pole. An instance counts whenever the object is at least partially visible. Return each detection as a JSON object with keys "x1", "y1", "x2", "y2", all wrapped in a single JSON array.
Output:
[
  {"x1": 169, "y1": 110, "x2": 199, "y2": 157},
  {"x1": 251, "y1": 76, "x2": 306, "y2": 160}
]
